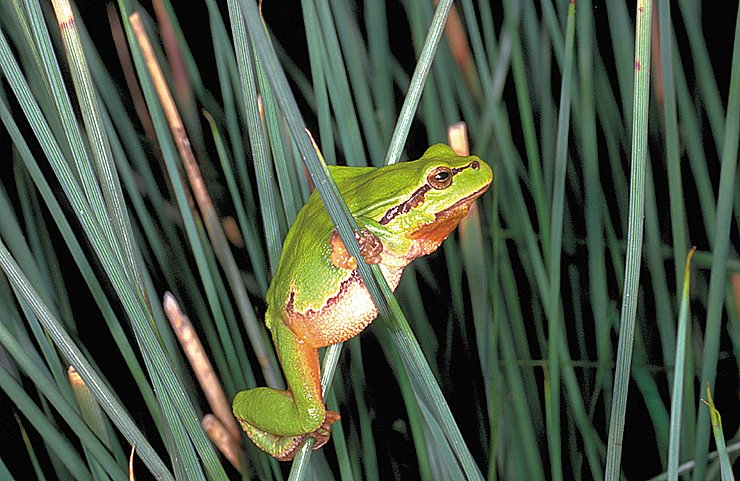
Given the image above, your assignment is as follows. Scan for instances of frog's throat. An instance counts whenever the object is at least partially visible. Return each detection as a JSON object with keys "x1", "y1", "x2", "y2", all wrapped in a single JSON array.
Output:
[
  {"x1": 407, "y1": 184, "x2": 489, "y2": 248},
  {"x1": 377, "y1": 160, "x2": 482, "y2": 226}
]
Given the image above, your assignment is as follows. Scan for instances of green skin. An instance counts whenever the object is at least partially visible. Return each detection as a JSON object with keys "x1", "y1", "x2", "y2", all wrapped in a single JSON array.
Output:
[{"x1": 233, "y1": 144, "x2": 493, "y2": 460}]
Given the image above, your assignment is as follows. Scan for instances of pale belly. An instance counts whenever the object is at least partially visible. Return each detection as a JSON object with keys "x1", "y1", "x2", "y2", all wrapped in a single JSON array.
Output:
[{"x1": 283, "y1": 265, "x2": 404, "y2": 348}]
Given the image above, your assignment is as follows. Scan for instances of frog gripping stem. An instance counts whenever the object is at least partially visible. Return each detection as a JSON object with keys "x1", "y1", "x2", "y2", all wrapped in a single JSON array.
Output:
[{"x1": 232, "y1": 146, "x2": 492, "y2": 461}]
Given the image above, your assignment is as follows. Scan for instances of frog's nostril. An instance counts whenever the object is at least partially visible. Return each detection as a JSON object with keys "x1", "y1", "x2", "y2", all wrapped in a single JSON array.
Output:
[{"x1": 470, "y1": 160, "x2": 479, "y2": 169}]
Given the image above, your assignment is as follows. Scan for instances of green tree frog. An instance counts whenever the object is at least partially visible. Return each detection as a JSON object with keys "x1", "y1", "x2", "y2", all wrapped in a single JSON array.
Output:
[{"x1": 232, "y1": 144, "x2": 493, "y2": 460}]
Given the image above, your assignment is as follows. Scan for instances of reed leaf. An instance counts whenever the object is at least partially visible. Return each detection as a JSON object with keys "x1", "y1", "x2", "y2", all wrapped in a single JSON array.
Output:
[{"x1": 605, "y1": 1, "x2": 652, "y2": 478}]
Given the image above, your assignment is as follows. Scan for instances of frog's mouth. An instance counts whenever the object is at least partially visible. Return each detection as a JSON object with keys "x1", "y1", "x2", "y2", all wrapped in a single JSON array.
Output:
[
  {"x1": 408, "y1": 184, "x2": 490, "y2": 243},
  {"x1": 438, "y1": 184, "x2": 490, "y2": 216}
]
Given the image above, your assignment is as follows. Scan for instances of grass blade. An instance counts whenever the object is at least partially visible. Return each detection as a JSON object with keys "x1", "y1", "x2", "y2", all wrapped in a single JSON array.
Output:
[
  {"x1": 385, "y1": 0, "x2": 454, "y2": 165},
  {"x1": 691, "y1": 6, "x2": 740, "y2": 480},
  {"x1": 545, "y1": 4, "x2": 575, "y2": 480},
  {"x1": 604, "y1": 0, "x2": 653, "y2": 477},
  {"x1": 0, "y1": 239, "x2": 174, "y2": 481},
  {"x1": 667, "y1": 248, "x2": 696, "y2": 481},
  {"x1": 702, "y1": 387, "x2": 737, "y2": 481}
]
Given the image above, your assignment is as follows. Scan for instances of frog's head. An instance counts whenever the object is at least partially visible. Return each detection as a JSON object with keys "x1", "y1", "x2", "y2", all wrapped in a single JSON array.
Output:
[{"x1": 374, "y1": 144, "x2": 492, "y2": 254}]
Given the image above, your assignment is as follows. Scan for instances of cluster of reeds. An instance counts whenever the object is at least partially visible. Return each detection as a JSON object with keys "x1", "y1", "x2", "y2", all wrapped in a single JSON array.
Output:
[{"x1": 0, "y1": 0, "x2": 738, "y2": 480}]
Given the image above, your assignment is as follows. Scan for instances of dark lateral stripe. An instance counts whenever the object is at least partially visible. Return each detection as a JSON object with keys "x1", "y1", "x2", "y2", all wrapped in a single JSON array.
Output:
[
  {"x1": 286, "y1": 270, "x2": 361, "y2": 316},
  {"x1": 378, "y1": 160, "x2": 480, "y2": 226},
  {"x1": 378, "y1": 184, "x2": 430, "y2": 225}
]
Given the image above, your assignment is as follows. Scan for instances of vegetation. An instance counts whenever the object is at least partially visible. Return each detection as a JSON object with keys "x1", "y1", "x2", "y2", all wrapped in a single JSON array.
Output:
[{"x1": 0, "y1": 0, "x2": 738, "y2": 480}]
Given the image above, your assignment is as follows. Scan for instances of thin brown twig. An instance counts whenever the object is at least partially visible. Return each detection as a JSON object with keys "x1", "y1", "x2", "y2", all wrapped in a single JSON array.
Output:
[
  {"x1": 436, "y1": 1, "x2": 480, "y2": 98},
  {"x1": 202, "y1": 414, "x2": 242, "y2": 471},
  {"x1": 129, "y1": 444, "x2": 136, "y2": 481},
  {"x1": 163, "y1": 293, "x2": 241, "y2": 442},
  {"x1": 107, "y1": 4, "x2": 157, "y2": 146}
]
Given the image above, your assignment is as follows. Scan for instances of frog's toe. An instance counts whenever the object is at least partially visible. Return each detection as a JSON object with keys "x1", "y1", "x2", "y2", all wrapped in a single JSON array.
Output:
[
  {"x1": 356, "y1": 228, "x2": 383, "y2": 264},
  {"x1": 309, "y1": 410, "x2": 340, "y2": 450},
  {"x1": 324, "y1": 409, "x2": 341, "y2": 425}
]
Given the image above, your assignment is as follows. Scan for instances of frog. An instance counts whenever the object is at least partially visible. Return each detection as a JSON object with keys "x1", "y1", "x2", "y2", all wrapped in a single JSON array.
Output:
[{"x1": 232, "y1": 144, "x2": 493, "y2": 461}]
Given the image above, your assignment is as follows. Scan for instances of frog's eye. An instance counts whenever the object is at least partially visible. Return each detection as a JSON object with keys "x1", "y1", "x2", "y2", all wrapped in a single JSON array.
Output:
[{"x1": 427, "y1": 166, "x2": 453, "y2": 190}]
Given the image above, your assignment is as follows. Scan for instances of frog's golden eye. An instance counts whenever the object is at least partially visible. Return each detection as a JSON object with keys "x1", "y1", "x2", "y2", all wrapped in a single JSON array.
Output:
[{"x1": 427, "y1": 166, "x2": 453, "y2": 189}]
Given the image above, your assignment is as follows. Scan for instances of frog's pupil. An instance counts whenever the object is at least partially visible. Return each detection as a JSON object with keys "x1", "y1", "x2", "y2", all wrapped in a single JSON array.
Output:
[{"x1": 436, "y1": 171, "x2": 449, "y2": 180}]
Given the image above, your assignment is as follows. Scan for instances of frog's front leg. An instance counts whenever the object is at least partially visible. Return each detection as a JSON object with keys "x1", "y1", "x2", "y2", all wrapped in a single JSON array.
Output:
[
  {"x1": 328, "y1": 217, "x2": 411, "y2": 270},
  {"x1": 232, "y1": 317, "x2": 339, "y2": 461}
]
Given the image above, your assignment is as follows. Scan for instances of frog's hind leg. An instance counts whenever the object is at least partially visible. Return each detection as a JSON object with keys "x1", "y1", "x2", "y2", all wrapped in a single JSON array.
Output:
[
  {"x1": 232, "y1": 320, "x2": 339, "y2": 460},
  {"x1": 236, "y1": 406, "x2": 339, "y2": 461}
]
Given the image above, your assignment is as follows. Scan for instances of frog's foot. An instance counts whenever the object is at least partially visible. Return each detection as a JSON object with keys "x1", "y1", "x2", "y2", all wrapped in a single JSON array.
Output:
[
  {"x1": 237, "y1": 410, "x2": 341, "y2": 461},
  {"x1": 330, "y1": 228, "x2": 383, "y2": 269}
]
